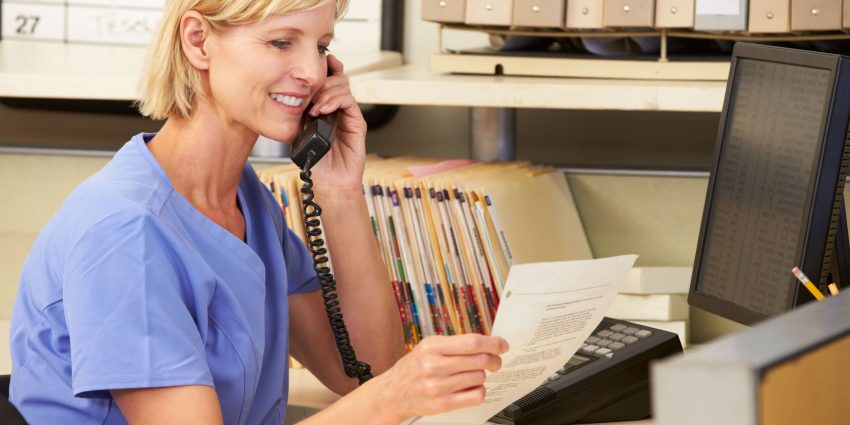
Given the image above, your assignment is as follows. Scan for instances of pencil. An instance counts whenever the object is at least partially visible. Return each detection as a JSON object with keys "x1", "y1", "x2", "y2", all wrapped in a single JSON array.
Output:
[
  {"x1": 828, "y1": 283, "x2": 840, "y2": 296},
  {"x1": 791, "y1": 267, "x2": 826, "y2": 301}
]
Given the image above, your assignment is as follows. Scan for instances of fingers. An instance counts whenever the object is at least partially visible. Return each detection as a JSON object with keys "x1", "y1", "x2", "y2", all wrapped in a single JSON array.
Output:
[
  {"x1": 423, "y1": 370, "x2": 486, "y2": 398},
  {"x1": 327, "y1": 53, "x2": 344, "y2": 76},
  {"x1": 309, "y1": 85, "x2": 353, "y2": 116},
  {"x1": 426, "y1": 385, "x2": 487, "y2": 415},
  {"x1": 421, "y1": 352, "x2": 502, "y2": 377},
  {"x1": 422, "y1": 334, "x2": 509, "y2": 357}
]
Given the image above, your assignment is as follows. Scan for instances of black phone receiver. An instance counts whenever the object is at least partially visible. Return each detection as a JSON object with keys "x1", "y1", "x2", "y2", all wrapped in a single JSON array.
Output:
[{"x1": 291, "y1": 111, "x2": 337, "y2": 171}]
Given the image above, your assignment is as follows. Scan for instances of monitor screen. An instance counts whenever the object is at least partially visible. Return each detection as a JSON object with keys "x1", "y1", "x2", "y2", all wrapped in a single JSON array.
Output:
[{"x1": 689, "y1": 43, "x2": 850, "y2": 325}]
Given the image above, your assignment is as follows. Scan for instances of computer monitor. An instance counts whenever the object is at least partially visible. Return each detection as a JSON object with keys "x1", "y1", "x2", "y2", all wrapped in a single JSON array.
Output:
[{"x1": 688, "y1": 43, "x2": 850, "y2": 325}]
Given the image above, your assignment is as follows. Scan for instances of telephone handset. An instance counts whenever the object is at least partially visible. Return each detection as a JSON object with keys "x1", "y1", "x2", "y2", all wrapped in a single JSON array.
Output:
[
  {"x1": 291, "y1": 111, "x2": 336, "y2": 171},
  {"x1": 292, "y1": 110, "x2": 374, "y2": 385}
]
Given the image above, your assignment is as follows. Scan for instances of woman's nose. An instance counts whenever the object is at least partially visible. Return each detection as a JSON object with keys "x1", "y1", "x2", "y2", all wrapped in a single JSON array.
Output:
[{"x1": 291, "y1": 51, "x2": 326, "y2": 87}]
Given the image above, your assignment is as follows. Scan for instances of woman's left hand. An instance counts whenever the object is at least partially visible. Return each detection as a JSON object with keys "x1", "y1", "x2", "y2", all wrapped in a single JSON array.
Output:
[{"x1": 305, "y1": 54, "x2": 367, "y2": 193}]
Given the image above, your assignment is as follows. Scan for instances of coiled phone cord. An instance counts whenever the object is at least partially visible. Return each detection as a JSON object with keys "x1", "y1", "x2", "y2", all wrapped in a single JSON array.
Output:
[{"x1": 299, "y1": 152, "x2": 373, "y2": 385}]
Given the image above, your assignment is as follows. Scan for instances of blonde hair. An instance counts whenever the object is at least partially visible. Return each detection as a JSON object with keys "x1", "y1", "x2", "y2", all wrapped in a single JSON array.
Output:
[{"x1": 137, "y1": 0, "x2": 348, "y2": 120}]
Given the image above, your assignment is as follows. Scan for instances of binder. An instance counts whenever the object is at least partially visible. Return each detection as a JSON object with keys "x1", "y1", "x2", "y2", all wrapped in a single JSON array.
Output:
[
  {"x1": 655, "y1": 0, "x2": 695, "y2": 28},
  {"x1": 748, "y1": 0, "x2": 790, "y2": 33},
  {"x1": 465, "y1": 0, "x2": 514, "y2": 26},
  {"x1": 566, "y1": 0, "x2": 605, "y2": 28},
  {"x1": 422, "y1": 0, "x2": 467, "y2": 24},
  {"x1": 694, "y1": 0, "x2": 748, "y2": 31},
  {"x1": 791, "y1": 0, "x2": 841, "y2": 31},
  {"x1": 603, "y1": 0, "x2": 656, "y2": 28},
  {"x1": 513, "y1": 0, "x2": 566, "y2": 28}
]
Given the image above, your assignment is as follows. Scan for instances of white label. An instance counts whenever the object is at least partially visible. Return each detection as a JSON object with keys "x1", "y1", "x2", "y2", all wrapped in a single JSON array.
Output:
[
  {"x1": 696, "y1": 0, "x2": 740, "y2": 16},
  {"x1": 66, "y1": 0, "x2": 165, "y2": 9},
  {"x1": 1, "y1": 2, "x2": 65, "y2": 41},
  {"x1": 66, "y1": 6, "x2": 162, "y2": 45}
]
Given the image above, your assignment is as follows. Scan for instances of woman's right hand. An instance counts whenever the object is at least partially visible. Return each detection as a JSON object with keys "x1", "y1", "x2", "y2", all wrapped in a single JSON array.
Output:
[{"x1": 375, "y1": 334, "x2": 509, "y2": 420}]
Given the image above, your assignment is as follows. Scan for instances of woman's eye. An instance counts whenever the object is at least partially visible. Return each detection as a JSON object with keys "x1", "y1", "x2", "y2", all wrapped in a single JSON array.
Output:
[
  {"x1": 318, "y1": 45, "x2": 330, "y2": 55},
  {"x1": 270, "y1": 40, "x2": 291, "y2": 49}
]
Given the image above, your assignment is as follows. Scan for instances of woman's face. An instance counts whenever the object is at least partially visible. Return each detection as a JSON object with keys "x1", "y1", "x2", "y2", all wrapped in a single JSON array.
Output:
[{"x1": 204, "y1": 1, "x2": 335, "y2": 142}]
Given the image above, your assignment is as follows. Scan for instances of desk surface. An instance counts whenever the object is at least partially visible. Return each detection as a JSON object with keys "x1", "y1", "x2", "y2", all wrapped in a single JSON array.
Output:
[
  {"x1": 0, "y1": 41, "x2": 402, "y2": 100},
  {"x1": 288, "y1": 368, "x2": 654, "y2": 425}
]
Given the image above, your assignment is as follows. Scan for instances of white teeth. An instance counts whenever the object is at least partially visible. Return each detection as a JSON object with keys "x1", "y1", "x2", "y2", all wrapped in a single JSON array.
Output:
[{"x1": 270, "y1": 93, "x2": 303, "y2": 107}]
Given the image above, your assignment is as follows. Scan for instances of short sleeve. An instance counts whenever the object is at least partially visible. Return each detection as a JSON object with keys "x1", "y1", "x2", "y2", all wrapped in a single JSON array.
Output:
[
  {"x1": 283, "y1": 227, "x2": 320, "y2": 294},
  {"x1": 63, "y1": 210, "x2": 213, "y2": 398}
]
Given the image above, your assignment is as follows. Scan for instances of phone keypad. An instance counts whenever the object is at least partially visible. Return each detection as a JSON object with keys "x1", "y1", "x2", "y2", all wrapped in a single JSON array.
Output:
[{"x1": 544, "y1": 321, "x2": 654, "y2": 385}]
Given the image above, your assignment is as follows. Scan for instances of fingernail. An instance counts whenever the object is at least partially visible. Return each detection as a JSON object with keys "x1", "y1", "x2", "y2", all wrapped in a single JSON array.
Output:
[{"x1": 320, "y1": 105, "x2": 331, "y2": 114}]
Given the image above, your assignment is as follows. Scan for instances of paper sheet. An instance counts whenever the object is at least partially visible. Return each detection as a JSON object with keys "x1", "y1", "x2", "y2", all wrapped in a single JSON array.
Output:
[{"x1": 419, "y1": 255, "x2": 638, "y2": 424}]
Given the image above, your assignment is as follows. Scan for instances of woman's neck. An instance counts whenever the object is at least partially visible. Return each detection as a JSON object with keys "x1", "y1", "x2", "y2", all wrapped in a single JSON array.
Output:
[{"x1": 148, "y1": 104, "x2": 256, "y2": 209}]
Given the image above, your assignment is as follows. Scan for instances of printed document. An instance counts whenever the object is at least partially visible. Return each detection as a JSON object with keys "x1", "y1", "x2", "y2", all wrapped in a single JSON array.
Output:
[{"x1": 419, "y1": 255, "x2": 638, "y2": 424}]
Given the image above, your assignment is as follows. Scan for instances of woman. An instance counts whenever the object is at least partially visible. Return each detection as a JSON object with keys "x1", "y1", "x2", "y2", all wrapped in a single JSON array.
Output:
[{"x1": 8, "y1": 0, "x2": 508, "y2": 424}]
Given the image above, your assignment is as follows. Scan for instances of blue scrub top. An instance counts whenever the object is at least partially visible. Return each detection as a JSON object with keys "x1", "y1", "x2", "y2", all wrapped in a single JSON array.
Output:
[{"x1": 9, "y1": 133, "x2": 320, "y2": 425}]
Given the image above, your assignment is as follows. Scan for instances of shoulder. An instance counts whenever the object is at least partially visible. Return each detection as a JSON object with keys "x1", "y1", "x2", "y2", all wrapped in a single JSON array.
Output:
[{"x1": 45, "y1": 136, "x2": 175, "y2": 247}]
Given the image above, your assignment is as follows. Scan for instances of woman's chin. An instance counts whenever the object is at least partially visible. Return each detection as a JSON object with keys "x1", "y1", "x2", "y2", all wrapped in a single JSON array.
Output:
[{"x1": 260, "y1": 129, "x2": 298, "y2": 143}]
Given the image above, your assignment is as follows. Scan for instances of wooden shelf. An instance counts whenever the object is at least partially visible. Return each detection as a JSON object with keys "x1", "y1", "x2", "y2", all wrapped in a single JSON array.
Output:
[
  {"x1": 0, "y1": 40, "x2": 403, "y2": 100},
  {"x1": 0, "y1": 40, "x2": 728, "y2": 112},
  {"x1": 350, "y1": 62, "x2": 727, "y2": 112}
]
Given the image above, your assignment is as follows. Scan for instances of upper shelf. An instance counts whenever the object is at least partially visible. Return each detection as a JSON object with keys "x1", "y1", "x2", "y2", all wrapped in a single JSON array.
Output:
[
  {"x1": 0, "y1": 40, "x2": 403, "y2": 100},
  {"x1": 349, "y1": 62, "x2": 727, "y2": 112},
  {"x1": 0, "y1": 40, "x2": 728, "y2": 112}
]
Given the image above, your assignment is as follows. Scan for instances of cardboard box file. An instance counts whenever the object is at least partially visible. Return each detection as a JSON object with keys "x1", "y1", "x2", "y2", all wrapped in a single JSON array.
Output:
[
  {"x1": 655, "y1": 0, "x2": 695, "y2": 28},
  {"x1": 565, "y1": 0, "x2": 604, "y2": 28},
  {"x1": 603, "y1": 0, "x2": 655, "y2": 27},
  {"x1": 694, "y1": 0, "x2": 748, "y2": 31},
  {"x1": 749, "y1": 0, "x2": 791, "y2": 33},
  {"x1": 422, "y1": 0, "x2": 467, "y2": 23},
  {"x1": 513, "y1": 0, "x2": 565, "y2": 28},
  {"x1": 465, "y1": 0, "x2": 513, "y2": 26},
  {"x1": 791, "y1": 0, "x2": 841, "y2": 30}
]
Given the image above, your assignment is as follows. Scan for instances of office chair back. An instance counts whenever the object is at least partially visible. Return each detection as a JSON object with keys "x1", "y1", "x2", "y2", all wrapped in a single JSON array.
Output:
[{"x1": 1, "y1": 375, "x2": 27, "y2": 424}]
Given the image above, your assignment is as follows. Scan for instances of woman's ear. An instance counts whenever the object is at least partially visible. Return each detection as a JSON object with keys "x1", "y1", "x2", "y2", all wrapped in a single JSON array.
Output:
[{"x1": 179, "y1": 10, "x2": 211, "y2": 71}]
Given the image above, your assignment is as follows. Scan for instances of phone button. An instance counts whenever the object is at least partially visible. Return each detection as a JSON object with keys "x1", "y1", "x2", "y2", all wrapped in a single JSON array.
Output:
[{"x1": 595, "y1": 348, "x2": 613, "y2": 356}]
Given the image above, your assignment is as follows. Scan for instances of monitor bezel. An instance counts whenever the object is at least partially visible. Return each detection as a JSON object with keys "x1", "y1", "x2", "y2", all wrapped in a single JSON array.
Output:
[{"x1": 688, "y1": 43, "x2": 850, "y2": 325}]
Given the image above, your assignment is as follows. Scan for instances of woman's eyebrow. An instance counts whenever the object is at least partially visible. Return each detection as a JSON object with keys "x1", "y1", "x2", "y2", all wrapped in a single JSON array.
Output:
[{"x1": 263, "y1": 27, "x2": 333, "y2": 39}]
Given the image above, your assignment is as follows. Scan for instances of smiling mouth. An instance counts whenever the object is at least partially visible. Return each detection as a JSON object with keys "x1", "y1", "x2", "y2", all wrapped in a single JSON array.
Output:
[{"x1": 269, "y1": 93, "x2": 304, "y2": 107}]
